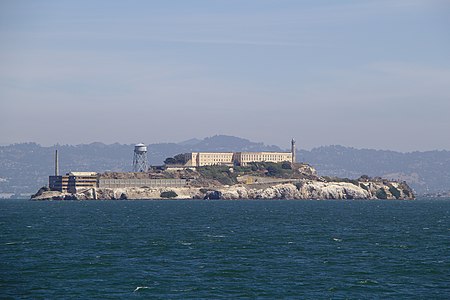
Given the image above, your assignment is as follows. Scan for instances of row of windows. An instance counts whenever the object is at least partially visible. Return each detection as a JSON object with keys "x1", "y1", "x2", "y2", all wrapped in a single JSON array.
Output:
[{"x1": 240, "y1": 156, "x2": 291, "y2": 160}]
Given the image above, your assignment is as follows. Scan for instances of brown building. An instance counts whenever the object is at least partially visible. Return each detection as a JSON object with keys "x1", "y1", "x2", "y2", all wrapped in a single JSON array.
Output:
[
  {"x1": 49, "y1": 172, "x2": 98, "y2": 193},
  {"x1": 49, "y1": 175, "x2": 70, "y2": 192}
]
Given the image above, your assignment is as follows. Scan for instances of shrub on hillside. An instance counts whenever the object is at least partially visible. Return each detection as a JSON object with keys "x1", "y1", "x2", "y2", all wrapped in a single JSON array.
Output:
[
  {"x1": 281, "y1": 161, "x2": 292, "y2": 170},
  {"x1": 160, "y1": 191, "x2": 178, "y2": 198},
  {"x1": 197, "y1": 166, "x2": 236, "y2": 185}
]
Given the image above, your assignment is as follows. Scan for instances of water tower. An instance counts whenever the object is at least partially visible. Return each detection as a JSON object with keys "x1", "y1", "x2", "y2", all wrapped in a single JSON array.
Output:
[{"x1": 132, "y1": 143, "x2": 149, "y2": 172}]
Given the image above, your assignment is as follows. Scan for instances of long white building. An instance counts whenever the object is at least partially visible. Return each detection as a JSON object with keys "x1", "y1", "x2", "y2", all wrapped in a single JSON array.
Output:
[{"x1": 180, "y1": 139, "x2": 297, "y2": 167}]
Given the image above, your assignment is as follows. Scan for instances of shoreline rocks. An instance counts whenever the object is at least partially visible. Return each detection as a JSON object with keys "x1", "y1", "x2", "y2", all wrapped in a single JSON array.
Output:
[{"x1": 31, "y1": 179, "x2": 415, "y2": 201}]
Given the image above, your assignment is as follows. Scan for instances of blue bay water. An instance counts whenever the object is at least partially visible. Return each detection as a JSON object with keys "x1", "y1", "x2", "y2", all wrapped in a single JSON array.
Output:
[{"x1": 1, "y1": 199, "x2": 449, "y2": 299}]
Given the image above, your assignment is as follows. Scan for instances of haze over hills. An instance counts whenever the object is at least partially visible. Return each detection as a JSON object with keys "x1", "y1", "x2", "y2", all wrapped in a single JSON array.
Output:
[{"x1": 1, "y1": 135, "x2": 449, "y2": 197}]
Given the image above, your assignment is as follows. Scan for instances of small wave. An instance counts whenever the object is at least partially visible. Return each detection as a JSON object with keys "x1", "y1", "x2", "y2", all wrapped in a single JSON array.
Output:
[
  {"x1": 358, "y1": 279, "x2": 378, "y2": 285},
  {"x1": 205, "y1": 234, "x2": 226, "y2": 238},
  {"x1": 5, "y1": 241, "x2": 19, "y2": 245},
  {"x1": 133, "y1": 286, "x2": 149, "y2": 292},
  {"x1": 332, "y1": 238, "x2": 342, "y2": 242}
]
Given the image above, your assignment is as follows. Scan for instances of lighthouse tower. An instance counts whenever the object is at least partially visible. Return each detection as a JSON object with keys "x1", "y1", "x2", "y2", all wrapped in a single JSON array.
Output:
[{"x1": 291, "y1": 138, "x2": 296, "y2": 165}]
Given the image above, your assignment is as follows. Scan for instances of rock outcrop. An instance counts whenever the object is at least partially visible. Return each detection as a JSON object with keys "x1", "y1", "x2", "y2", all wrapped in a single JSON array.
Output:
[{"x1": 32, "y1": 179, "x2": 414, "y2": 201}]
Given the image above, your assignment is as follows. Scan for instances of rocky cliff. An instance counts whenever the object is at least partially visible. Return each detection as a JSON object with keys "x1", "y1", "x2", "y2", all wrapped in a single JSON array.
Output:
[
  {"x1": 31, "y1": 162, "x2": 415, "y2": 200},
  {"x1": 32, "y1": 179, "x2": 414, "y2": 200}
]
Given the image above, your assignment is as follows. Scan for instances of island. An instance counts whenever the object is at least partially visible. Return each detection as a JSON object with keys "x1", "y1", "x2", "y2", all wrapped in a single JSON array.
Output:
[{"x1": 31, "y1": 162, "x2": 415, "y2": 200}]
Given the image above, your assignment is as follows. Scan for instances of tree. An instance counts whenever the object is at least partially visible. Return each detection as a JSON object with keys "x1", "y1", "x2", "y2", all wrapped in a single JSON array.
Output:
[
  {"x1": 164, "y1": 157, "x2": 177, "y2": 165},
  {"x1": 164, "y1": 154, "x2": 186, "y2": 165}
]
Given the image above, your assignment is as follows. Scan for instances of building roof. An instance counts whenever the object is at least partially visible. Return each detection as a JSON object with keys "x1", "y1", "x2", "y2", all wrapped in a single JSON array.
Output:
[{"x1": 68, "y1": 172, "x2": 98, "y2": 176}]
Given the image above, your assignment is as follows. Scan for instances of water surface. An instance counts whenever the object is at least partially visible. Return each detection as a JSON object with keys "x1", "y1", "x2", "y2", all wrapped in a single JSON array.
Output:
[{"x1": 1, "y1": 199, "x2": 449, "y2": 299}]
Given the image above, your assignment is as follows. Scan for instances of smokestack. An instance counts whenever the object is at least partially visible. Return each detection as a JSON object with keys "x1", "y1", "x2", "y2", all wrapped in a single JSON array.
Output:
[{"x1": 55, "y1": 150, "x2": 59, "y2": 176}]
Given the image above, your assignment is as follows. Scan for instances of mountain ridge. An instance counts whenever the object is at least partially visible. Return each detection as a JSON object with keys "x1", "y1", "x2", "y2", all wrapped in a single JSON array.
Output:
[{"x1": 1, "y1": 135, "x2": 449, "y2": 196}]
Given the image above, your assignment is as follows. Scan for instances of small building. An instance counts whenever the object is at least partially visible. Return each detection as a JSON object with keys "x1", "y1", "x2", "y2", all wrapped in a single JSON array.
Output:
[
  {"x1": 67, "y1": 172, "x2": 98, "y2": 193},
  {"x1": 49, "y1": 175, "x2": 70, "y2": 192},
  {"x1": 49, "y1": 172, "x2": 98, "y2": 193}
]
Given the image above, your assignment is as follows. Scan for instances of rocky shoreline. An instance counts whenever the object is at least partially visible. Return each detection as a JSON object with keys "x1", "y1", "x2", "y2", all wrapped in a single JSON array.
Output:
[{"x1": 32, "y1": 179, "x2": 414, "y2": 200}]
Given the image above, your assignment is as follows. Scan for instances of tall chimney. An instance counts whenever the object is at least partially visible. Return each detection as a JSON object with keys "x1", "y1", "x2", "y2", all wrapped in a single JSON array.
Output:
[{"x1": 55, "y1": 150, "x2": 59, "y2": 176}]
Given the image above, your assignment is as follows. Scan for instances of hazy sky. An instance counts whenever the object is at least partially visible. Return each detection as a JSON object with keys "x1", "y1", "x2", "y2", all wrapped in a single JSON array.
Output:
[{"x1": 1, "y1": 0, "x2": 449, "y2": 151}]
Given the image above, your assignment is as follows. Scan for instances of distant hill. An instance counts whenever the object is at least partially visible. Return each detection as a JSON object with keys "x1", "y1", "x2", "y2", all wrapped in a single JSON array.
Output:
[
  {"x1": 1, "y1": 135, "x2": 449, "y2": 196},
  {"x1": 0, "y1": 135, "x2": 283, "y2": 196},
  {"x1": 298, "y1": 145, "x2": 450, "y2": 195}
]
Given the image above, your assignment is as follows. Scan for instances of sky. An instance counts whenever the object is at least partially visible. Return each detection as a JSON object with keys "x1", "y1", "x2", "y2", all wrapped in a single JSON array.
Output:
[{"x1": 1, "y1": 0, "x2": 449, "y2": 152}]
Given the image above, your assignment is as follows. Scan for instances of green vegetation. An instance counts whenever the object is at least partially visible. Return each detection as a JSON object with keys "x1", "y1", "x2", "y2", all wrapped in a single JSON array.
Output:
[
  {"x1": 247, "y1": 161, "x2": 293, "y2": 177},
  {"x1": 164, "y1": 154, "x2": 186, "y2": 165},
  {"x1": 359, "y1": 175, "x2": 371, "y2": 181},
  {"x1": 281, "y1": 161, "x2": 292, "y2": 170},
  {"x1": 389, "y1": 186, "x2": 401, "y2": 199},
  {"x1": 233, "y1": 166, "x2": 253, "y2": 173},
  {"x1": 266, "y1": 165, "x2": 283, "y2": 176},
  {"x1": 196, "y1": 161, "x2": 294, "y2": 185},
  {"x1": 197, "y1": 166, "x2": 236, "y2": 185},
  {"x1": 160, "y1": 190, "x2": 178, "y2": 198},
  {"x1": 323, "y1": 176, "x2": 359, "y2": 186},
  {"x1": 375, "y1": 188, "x2": 388, "y2": 199}
]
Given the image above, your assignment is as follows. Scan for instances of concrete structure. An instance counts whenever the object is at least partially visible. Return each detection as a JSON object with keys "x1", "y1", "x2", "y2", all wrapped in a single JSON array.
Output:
[
  {"x1": 49, "y1": 175, "x2": 70, "y2": 192},
  {"x1": 179, "y1": 140, "x2": 296, "y2": 167},
  {"x1": 67, "y1": 172, "x2": 98, "y2": 193},
  {"x1": 234, "y1": 152, "x2": 293, "y2": 166},
  {"x1": 181, "y1": 151, "x2": 293, "y2": 167},
  {"x1": 184, "y1": 152, "x2": 235, "y2": 167},
  {"x1": 49, "y1": 172, "x2": 97, "y2": 193},
  {"x1": 132, "y1": 143, "x2": 149, "y2": 172},
  {"x1": 47, "y1": 148, "x2": 188, "y2": 192},
  {"x1": 99, "y1": 178, "x2": 187, "y2": 189},
  {"x1": 50, "y1": 174, "x2": 188, "y2": 192}
]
